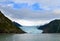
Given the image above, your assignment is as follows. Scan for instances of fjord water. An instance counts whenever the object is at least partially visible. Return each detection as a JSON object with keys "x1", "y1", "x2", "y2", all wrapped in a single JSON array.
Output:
[
  {"x1": 0, "y1": 26, "x2": 60, "y2": 41},
  {"x1": 0, "y1": 34, "x2": 60, "y2": 41}
]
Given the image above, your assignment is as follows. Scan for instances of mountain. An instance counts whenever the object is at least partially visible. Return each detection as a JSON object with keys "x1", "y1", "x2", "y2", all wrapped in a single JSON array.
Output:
[
  {"x1": 13, "y1": 21, "x2": 22, "y2": 27},
  {"x1": 38, "y1": 19, "x2": 60, "y2": 33},
  {"x1": 0, "y1": 11, "x2": 25, "y2": 33}
]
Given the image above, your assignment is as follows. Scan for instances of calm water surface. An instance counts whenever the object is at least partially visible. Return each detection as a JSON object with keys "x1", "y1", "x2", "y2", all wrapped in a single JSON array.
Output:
[{"x1": 0, "y1": 34, "x2": 60, "y2": 41}]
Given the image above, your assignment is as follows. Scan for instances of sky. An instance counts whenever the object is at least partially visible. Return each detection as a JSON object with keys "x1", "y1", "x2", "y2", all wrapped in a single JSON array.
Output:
[{"x1": 0, "y1": 0, "x2": 60, "y2": 26}]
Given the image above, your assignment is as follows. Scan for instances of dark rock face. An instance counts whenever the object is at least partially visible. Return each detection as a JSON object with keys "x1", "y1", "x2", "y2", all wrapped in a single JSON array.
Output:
[
  {"x1": 0, "y1": 11, "x2": 25, "y2": 33},
  {"x1": 38, "y1": 19, "x2": 60, "y2": 33},
  {"x1": 13, "y1": 22, "x2": 22, "y2": 27}
]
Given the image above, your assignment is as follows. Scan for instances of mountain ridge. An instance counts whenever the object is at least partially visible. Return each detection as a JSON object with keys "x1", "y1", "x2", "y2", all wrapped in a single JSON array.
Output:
[
  {"x1": 38, "y1": 19, "x2": 60, "y2": 33},
  {"x1": 0, "y1": 11, "x2": 25, "y2": 33}
]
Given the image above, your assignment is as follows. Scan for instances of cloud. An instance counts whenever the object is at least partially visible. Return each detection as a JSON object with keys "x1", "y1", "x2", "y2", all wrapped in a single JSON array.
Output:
[
  {"x1": 12, "y1": 0, "x2": 60, "y2": 6},
  {"x1": 0, "y1": 5, "x2": 60, "y2": 21},
  {"x1": 14, "y1": 19, "x2": 51, "y2": 26},
  {"x1": 0, "y1": 0, "x2": 60, "y2": 19},
  {"x1": 1, "y1": 0, "x2": 60, "y2": 8},
  {"x1": 1, "y1": 0, "x2": 60, "y2": 26},
  {"x1": 53, "y1": 9, "x2": 60, "y2": 14}
]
